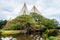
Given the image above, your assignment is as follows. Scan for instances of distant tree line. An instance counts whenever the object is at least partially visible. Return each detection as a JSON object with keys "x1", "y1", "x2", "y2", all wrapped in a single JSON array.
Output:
[{"x1": 0, "y1": 20, "x2": 7, "y2": 29}]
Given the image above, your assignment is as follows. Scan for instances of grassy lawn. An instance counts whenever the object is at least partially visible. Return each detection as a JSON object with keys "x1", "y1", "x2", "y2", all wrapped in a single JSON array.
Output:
[{"x1": 1, "y1": 30, "x2": 27, "y2": 35}]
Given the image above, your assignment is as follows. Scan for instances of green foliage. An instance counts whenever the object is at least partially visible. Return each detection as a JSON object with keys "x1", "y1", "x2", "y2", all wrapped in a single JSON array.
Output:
[
  {"x1": 46, "y1": 36, "x2": 60, "y2": 40},
  {"x1": 30, "y1": 13, "x2": 59, "y2": 29},
  {"x1": 3, "y1": 15, "x2": 36, "y2": 30},
  {"x1": 2, "y1": 12, "x2": 59, "y2": 37},
  {"x1": 55, "y1": 26, "x2": 60, "y2": 29},
  {"x1": 3, "y1": 13, "x2": 59, "y2": 30},
  {"x1": 0, "y1": 31, "x2": 2, "y2": 38},
  {"x1": 0, "y1": 20, "x2": 7, "y2": 29},
  {"x1": 47, "y1": 29, "x2": 59, "y2": 37}
]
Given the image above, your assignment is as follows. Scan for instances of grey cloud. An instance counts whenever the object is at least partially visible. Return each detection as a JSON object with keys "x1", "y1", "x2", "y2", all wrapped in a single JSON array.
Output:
[{"x1": 1, "y1": 7, "x2": 14, "y2": 12}]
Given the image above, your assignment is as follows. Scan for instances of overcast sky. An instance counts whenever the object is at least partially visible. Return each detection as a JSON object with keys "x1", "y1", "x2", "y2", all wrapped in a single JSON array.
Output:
[{"x1": 0, "y1": 0, "x2": 60, "y2": 23}]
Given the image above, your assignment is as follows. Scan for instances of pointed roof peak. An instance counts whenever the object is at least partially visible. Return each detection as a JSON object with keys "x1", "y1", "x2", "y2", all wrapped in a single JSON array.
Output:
[
  {"x1": 24, "y1": 2, "x2": 26, "y2": 5},
  {"x1": 33, "y1": 5, "x2": 36, "y2": 7},
  {"x1": 31, "y1": 5, "x2": 40, "y2": 13},
  {"x1": 20, "y1": 3, "x2": 28, "y2": 15},
  {"x1": 20, "y1": 3, "x2": 40, "y2": 15},
  {"x1": 23, "y1": 3, "x2": 26, "y2": 7}
]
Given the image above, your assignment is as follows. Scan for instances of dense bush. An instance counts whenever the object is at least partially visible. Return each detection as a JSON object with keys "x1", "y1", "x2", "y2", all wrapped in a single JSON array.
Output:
[
  {"x1": 2, "y1": 13, "x2": 60, "y2": 37},
  {"x1": 0, "y1": 20, "x2": 7, "y2": 29},
  {"x1": 46, "y1": 36, "x2": 60, "y2": 40},
  {"x1": 47, "y1": 29, "x2": 59, "y2": 37}
]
